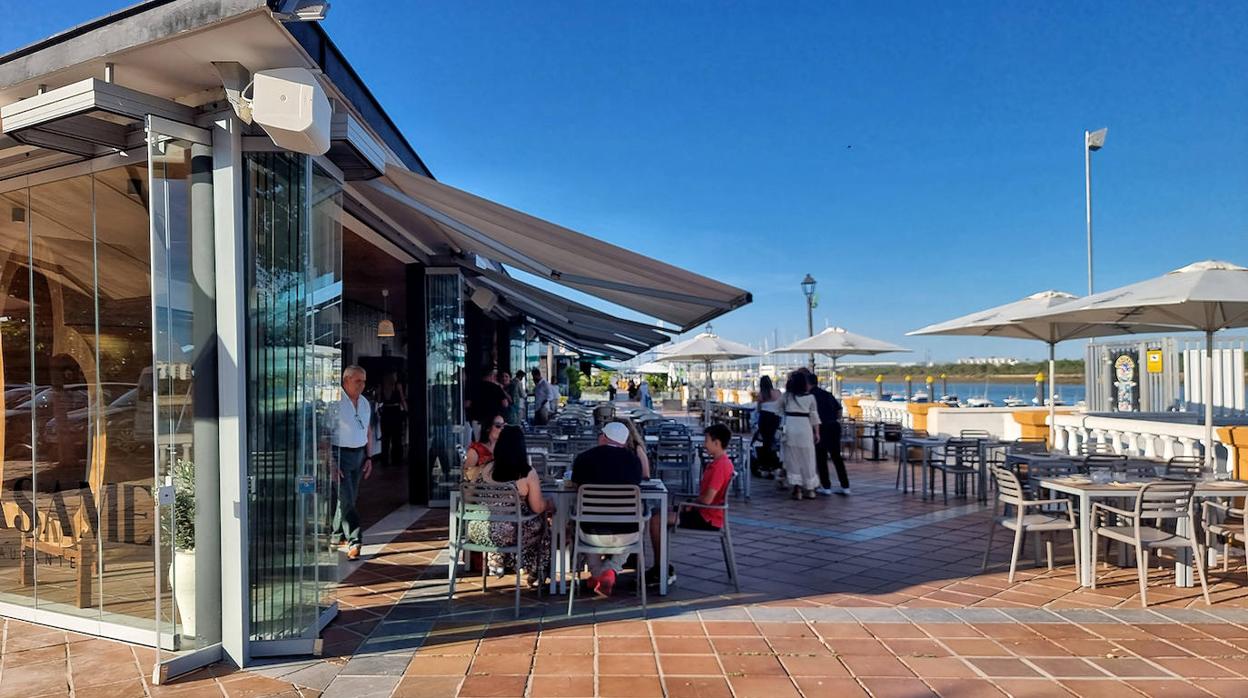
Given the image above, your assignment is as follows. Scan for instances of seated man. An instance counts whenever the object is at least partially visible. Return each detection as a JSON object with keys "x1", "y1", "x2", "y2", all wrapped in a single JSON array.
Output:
[
  {"x1": 646, "y1": 423, "x2": 735, "y2": 586},
  {"x1": 570, "y1": 421, "x2": 643, "y2": 596}
]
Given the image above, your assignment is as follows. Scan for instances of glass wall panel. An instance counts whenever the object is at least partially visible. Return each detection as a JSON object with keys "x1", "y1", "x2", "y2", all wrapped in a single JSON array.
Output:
[
  {"x1": 149, "y1": 135, "x2": 219, "y2": 651},
  {"x1": 0, "y1": 189, "x2": 34, "y2": 607},
  {"x1": 28, "y1": 173, "x2": 103, "y2": 621},
  {"x1": 426, "y1": 270, "x2": 464, "y2": 504},
  {"x1": 245, "y1": 152, "x2": 339, "y2": 643},
  {"x1": 92, "y1": 163, "x2": 156, "y2": 632}
]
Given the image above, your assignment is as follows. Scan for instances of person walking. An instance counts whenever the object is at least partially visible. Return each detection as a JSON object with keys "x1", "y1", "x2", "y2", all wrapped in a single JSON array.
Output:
[
  {"x1": 754, "y1": 375, "x2": 783, "y2": 478},
  {"x1": 638, "y1": 379, "x2": 652, "y2": 409},
  {"x1": 531, "y1": 369, "x2": 554, "y2": 425},
  {"x1": 332, "y1": 365, "x2": 374, "y2": 560},
  {"x1": 781, "y1": 370, "x2": 820, "y2": 500},
  {"x1": 807, "y1": 372, "x2": 850, "y2": 495}
]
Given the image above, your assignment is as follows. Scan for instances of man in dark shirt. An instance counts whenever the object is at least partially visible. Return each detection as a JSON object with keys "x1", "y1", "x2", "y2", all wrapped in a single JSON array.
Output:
[
  {"x1": 470, "y1": 369, "x2": 510, "y2": 439},
  {"x1": 570, "y1": 421, "x2": 643, "y2": 595},
  {"x1": 807, "y1": 372, "x2": 851, "y2": 495}
]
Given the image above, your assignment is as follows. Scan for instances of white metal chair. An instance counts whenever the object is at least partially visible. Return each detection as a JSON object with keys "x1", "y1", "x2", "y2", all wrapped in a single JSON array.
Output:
[
  {"x1": 567, "y1": 484, "x2": 646, "y2": 616},
  {"x1": 1165, "y1": 455, "x2": 1205, "y2": 479},
  {"x1": 1091, "y1": 481, "x2": 1211, "y2": 607},
  {"x1": 983, "y1": 467, "x2": 1079, "y2": 583},
  {"x1": 448, "y1": 482, "x2": 541, "y2": 617},
  {"x1": 672, "y1": 474, "x2": 741, "y2": 592}
]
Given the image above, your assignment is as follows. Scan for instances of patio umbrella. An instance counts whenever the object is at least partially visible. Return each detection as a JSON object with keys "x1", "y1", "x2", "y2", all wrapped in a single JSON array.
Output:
[
  {"x1": 632, "y1": 361, "x2": 672, "y2": 375},
  {"x1": 1026, "y1": 260, "x2": 1248, "y2": 468},
  {"x1": 658, "y1": 331, "x2": 760, "y2": 423},
  {"x1": 908, "y1": 290, "x2": 1179, "y2": 443},
  {"x1": 769, "y1": 326, "x2": 909, "y2": 396}
]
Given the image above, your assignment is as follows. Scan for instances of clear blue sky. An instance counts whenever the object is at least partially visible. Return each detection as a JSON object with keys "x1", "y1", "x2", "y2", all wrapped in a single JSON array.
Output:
[{"x1": 3, "y1": 1, "x2": 1246, "y2": 361}]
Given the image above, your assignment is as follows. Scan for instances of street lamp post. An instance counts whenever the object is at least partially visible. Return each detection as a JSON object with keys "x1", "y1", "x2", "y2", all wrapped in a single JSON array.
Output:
[
  {"x1": 801, "y1": 274, "x2": 816, "y2": 370},
  {"x1": 1084, "y1": 127, "x2": 1107, "y2": 295}
]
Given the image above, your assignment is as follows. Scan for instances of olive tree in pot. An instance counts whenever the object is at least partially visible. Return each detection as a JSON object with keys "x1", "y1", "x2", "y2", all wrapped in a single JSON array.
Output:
[{"x1": 171, "y1": 458, "x2": 197, "y2": 637}]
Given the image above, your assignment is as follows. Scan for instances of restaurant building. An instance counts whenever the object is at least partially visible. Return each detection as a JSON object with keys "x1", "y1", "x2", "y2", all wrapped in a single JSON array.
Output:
[{"x1": 0, "y1": 0, "x2": 749, "y2": 679}]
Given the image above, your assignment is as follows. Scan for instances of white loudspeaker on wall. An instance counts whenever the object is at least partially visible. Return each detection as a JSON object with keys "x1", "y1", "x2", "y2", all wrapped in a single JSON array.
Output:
[
  {"x1": 470, "y1": 288, "x2": 498, "y2": 314},
  {"x1": 250, "y1": 67, "x2": 332, "y2": 155}
]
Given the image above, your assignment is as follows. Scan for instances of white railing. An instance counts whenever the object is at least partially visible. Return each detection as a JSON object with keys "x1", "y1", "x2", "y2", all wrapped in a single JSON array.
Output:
[
  {"x1": 1051, "y1": 413, "x2": 1231, "y2": 474},
  {"x1": 855, "y1": 399, "x2": 912, "y2": 428}
]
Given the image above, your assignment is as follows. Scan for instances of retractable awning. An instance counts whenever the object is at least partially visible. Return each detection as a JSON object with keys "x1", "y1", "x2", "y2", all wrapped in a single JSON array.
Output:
[
  {"x1": 469, "y1": 268, "x2": 673, "y2": 360},
  {"x1": 470, "y1": 267, "x2": 672, "y2": 349},
  {"x1": 358, "y1": 166, "x2": 752, "y2": 331}
]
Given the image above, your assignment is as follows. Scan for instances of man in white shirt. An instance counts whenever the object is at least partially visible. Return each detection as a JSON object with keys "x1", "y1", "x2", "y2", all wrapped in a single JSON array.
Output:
[
  {"x1": 530, "y1": 368, "x2": 554, "y2": 425},
  {"x1": 332, "y1": 365, "x2": 373, "y2": 560}
]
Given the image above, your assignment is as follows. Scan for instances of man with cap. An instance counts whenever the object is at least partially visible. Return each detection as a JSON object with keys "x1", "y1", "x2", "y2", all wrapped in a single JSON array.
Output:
[{"x1": 570, "y1": 421, "x2": 644, "y2": 596}]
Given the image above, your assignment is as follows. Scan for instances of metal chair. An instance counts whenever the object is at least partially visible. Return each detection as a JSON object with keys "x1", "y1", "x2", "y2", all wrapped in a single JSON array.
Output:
[
  {"x1": 448, "y1": 482, "x2": 541, "y2": 617},
  {"x1": 961, "y1": 429, "x2": 992, "y2": 440},
  {"x1": 1112, "y1": 460, "x2": 1160, "y2": 479},
  {"x1": 655, "y1": 437, "x2": 695, "y2": 492},
  {"x1": 1165, "y1": 455, "x2": 1205, "y2": 479},
  {"x1": 929, "y1": 438, "x2": 978, "y2": 504},
  {"x1": 672, "y1": 473, "x2": 741, "y2": 592},
  {"x1": 1082, "y1": 453, "x2": 1128, "y2": 474},
  {"x1": 1079, "y1": 440, "x2": 1116, "y2": 456},
  {"x1": 568, "y1": 484, "x2": 646, "y2": 615},
  {"x1": 1023, "y1": 459, "x2": 1082, "y2": 500},
  {"x1": 896, "y1": 429, "x2": 931, "y2": 494},
  {"x1": 1008, "y1": 439, "x2": 1049, "y2": 455},
  {"x1": 1091, "y1": 481, "x2": 1211, "y2": 607},
  {"x1": 982, "y1": 467, "x2": 1079, "y2": 583},
  {"x1": 840, "y1": 419, "x2": 861, "y2": 461}
]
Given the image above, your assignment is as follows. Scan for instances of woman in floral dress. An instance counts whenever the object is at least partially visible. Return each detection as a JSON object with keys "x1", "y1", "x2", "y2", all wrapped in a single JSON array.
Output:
[{"x1": 466, "y1": 425, "x2": 552, "y2": 586}]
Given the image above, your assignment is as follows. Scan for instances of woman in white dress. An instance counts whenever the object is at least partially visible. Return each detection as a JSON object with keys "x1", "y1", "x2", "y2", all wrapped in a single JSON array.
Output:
[
  {"x1": 755, "y1": 376, "x2": 784, "y2": 478},
  {"x1": 781, "y1": 370, "x2": 821, "y2": 500}
]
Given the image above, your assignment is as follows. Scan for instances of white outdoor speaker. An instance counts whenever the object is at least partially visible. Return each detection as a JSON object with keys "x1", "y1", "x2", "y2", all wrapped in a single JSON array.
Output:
[
  {"x1": 250, "y1": 67, "x2": 331, "y2": 155},
  {"x1": 470, "y1": 287, "x2": 498, "y2": 314}
]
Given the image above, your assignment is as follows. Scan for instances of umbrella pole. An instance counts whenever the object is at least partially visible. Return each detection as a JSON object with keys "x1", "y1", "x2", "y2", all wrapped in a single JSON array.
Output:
[
  {"x1": 705, "y1": 359, "x2": 713, "y2": 427},
  {"x1": 831, "y1": 356, "x2": 838, "y2": 397},
  {"x1": 1204, "y1": 329, "x2": 1216, "y2": 473},
  {"x1": 1048, "y1": 342, "x2": 1057, "y2": 450}
]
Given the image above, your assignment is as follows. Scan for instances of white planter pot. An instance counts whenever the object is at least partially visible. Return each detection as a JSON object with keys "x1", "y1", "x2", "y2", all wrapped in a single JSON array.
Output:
[{"x1": 172, "y1": 550, "x2": 196, "y2": 638}]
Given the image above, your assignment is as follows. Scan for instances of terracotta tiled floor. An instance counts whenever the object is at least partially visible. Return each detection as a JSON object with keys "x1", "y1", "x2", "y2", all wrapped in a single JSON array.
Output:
[{"x1": 6, "y1": 454, "x2": 1248, "y2": 697}]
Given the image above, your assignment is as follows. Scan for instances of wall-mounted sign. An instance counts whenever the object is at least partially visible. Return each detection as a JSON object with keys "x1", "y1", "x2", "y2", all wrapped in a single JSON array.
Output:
[
  {"x1": 1146, "y1": 349, "x2": 1163, "y2": 374},
  {"x1": 1111, "y1": 350, "x2": 1139, "y2": 412}
]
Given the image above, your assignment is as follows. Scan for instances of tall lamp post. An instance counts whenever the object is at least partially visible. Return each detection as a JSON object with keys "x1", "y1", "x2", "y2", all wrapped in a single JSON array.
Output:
[
  {"x1": 1084, "y1": 127, "x2": 1107, "y2": 294},
  {"x1": 801, "y1": 274, "x2": 816, "y2": 370}
]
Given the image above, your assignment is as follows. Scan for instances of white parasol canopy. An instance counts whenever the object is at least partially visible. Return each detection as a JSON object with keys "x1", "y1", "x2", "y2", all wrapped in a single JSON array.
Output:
[
  {"x1": 658, "y1": 331, "x2": 759, "y2": 423},
  {"x1": 1026, "y1": 261, "x2": 1248, "y2": 468},
  {"x1": 771, "y1": 327, "x2": 909, "y2": 395},
  {"x1": 632, "y1": 361, "x2": 672, "y2": 375},
  {"x1": 910, "y1": 290, "x2": 1180, "y2": 441}
]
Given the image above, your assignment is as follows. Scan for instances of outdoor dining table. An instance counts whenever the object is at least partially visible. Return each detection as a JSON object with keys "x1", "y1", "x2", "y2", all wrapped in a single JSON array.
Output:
[
  {"x1": 861, "y1": 421, "x2": 887, "y2": 461},
  {"x1": 1039, "y1": 476, "x2": 1248, "y2": 588},
  {"x1": 448, "y1": 479, "x2": 671, "y2": 597}
]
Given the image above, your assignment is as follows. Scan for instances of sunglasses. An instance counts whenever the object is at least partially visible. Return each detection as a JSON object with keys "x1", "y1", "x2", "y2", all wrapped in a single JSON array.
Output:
[{"x1": 492, "y1": 421, "x2": 506, "y2": 429}]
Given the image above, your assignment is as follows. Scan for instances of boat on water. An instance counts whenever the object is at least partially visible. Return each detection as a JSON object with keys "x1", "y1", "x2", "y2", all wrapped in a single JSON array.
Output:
[
  {"x1": 938, "y1": 395, "x2": 960, "y2": 407},
  {"x1": 911, "y1": 392, "x2": 930, "y2": 403},
  {"x1": 1002, "y1": 397, "x2": 1027, "y2": 408},
  {"x1": 965, "y1": 397, "x2": 994, "y2": 408}
]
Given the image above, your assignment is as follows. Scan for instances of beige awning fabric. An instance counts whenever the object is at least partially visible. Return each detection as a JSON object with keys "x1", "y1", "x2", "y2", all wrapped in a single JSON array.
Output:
[
  {"x1": 469, "y1": 267, "x2": 673, "y2": 358},
  {"x1": 362, "y1": 166, "x2": 751, "y2": 331}
]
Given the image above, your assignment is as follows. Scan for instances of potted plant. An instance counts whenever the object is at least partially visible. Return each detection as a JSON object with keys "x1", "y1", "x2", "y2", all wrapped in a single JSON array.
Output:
[{"x1": 171, "y1": 458, "x2": 197, "y2": 637}]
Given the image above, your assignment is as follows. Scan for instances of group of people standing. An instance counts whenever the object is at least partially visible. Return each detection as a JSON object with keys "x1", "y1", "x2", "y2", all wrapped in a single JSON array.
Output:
[{"x1": 755, "y1": 368, "x2": 851, "y2": 500}]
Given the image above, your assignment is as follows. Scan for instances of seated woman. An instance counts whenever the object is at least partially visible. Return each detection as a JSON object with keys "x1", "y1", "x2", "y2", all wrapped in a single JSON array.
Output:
[
  {"x1": 462, "y1": 413, "x2": 504, "y2": 482},
  {"x1": 466, "y1": 425, "x2": 552, "y2": 587}
]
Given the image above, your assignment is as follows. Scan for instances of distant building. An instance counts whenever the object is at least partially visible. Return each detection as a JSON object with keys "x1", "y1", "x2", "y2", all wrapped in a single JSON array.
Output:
[{"x1": 955, "y1": 356, "x2": 1021, "y2": 367}]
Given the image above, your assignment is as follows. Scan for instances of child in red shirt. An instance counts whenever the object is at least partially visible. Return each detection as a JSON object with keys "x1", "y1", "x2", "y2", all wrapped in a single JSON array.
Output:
[{"x1": 646, "y1": 424, "x2": 737, "y2": 588}]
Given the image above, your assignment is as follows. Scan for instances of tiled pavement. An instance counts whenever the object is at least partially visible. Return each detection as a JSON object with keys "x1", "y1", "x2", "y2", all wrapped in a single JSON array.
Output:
[{"x1": 5, "y1": 455, "x2": 1248, "y2": 697}]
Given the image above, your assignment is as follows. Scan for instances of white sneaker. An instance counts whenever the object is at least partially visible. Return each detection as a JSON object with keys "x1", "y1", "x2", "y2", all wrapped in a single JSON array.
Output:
[
  {"x1": 814, "y1": 487, "x2": 833, "y2": 495},
  {"x1": 837, "y1": 487, "x2": 853, "y2": 496}
]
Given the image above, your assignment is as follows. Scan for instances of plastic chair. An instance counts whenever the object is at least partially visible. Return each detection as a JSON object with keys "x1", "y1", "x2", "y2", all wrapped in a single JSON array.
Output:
[
  {"x1": 672, "y1": 474, "x2": 741, "y2": 592},
  {"x1": 1082, "y1": 453, "x2": 1128, "y2": 474},
  {"x1": 655, "y1": 437, "x2": 695, "y2": 492},
  {"x1": 1202, "y1": 499, "x2": 1247, "y2": 575},
  {"x1": 982, "y1": 467, "x2": 1079, "y2": 583},
  {"x1": 448, "y1": 482, "x2": 541, "y2": 617},
  {"x1": 961, "y1": 429, "x2": 992, "y2": 440},
  {"x1": 568, "y1": 484, "x2": 646, "y2": 616},
  {"x1": 1091, "y1": 481, "x2": 1210, "y2": 607}
]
